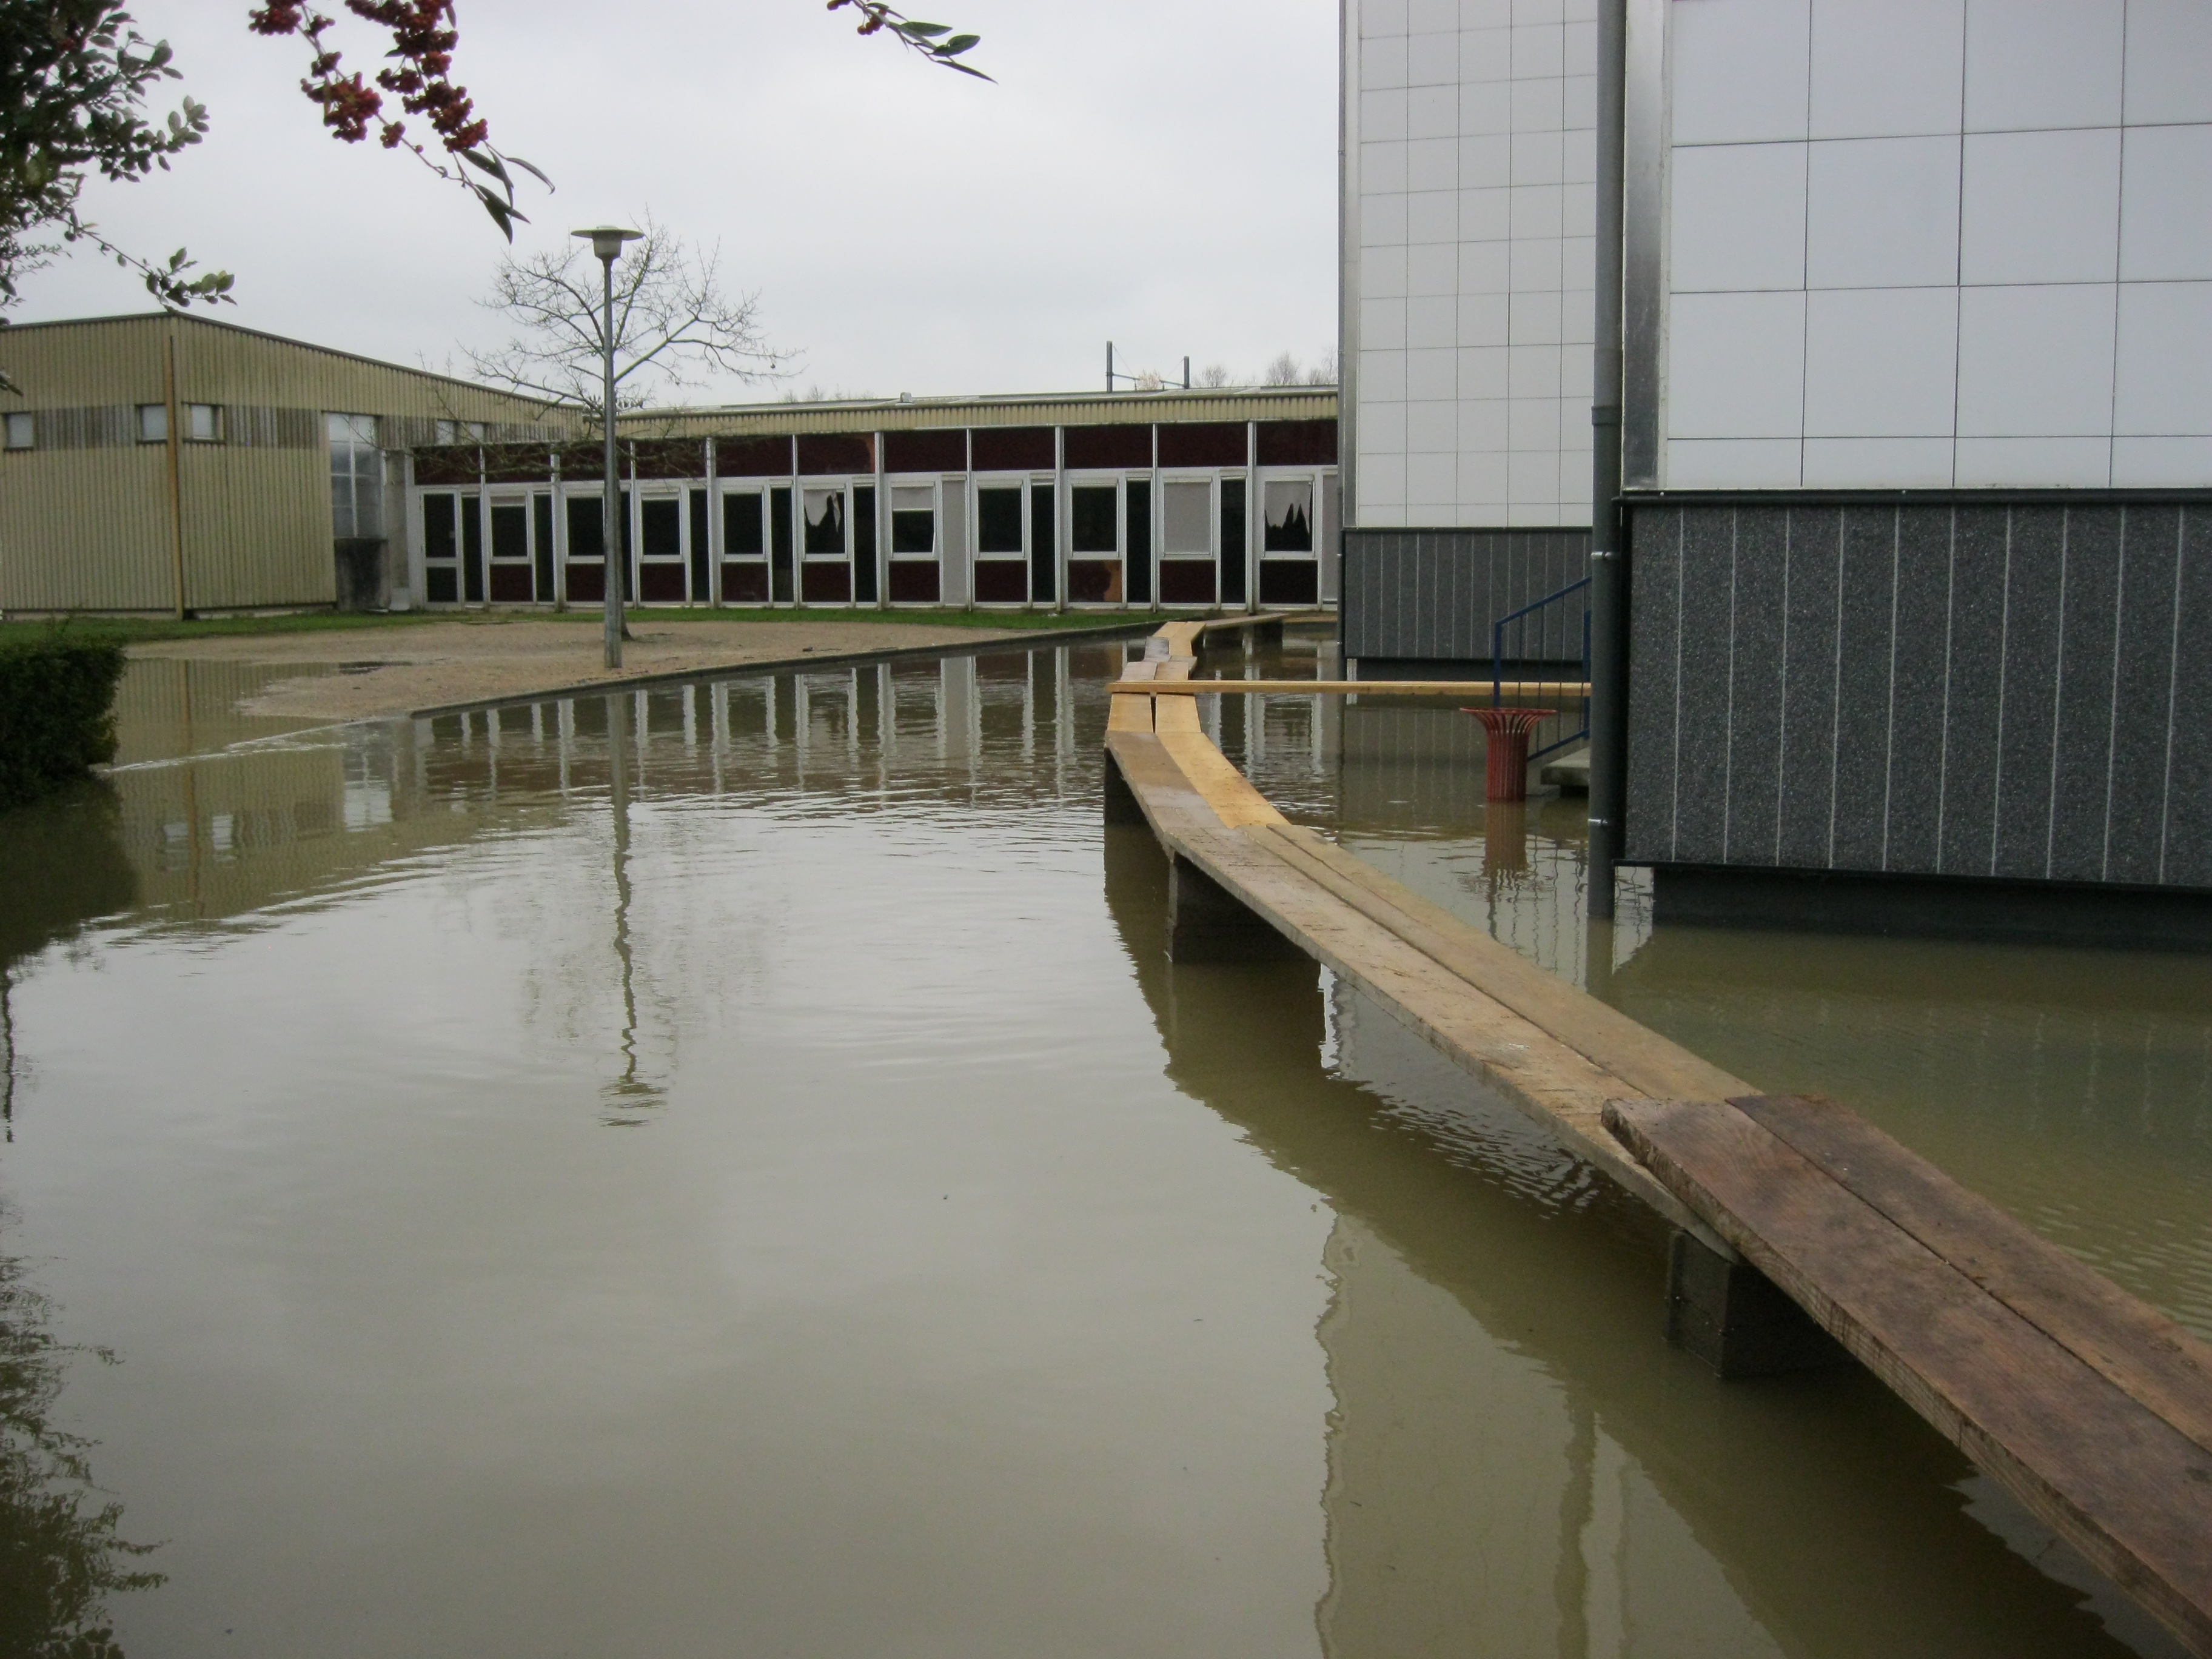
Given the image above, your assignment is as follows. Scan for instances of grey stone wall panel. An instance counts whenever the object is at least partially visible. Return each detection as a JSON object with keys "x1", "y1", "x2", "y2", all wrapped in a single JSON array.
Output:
[
  {"x1": 1625, "y1": 508, "x2": 1683, "y2": 863},
  {"x1": 1992, "y1": 507, "x2": 2066, "y2": 880},
  {"x1": 1723, "y1": 506, "x2": 1790, "y2": 865},
  {"x1": 1776, "y1": 508, "x2": 1843, "y2": 869},
  {"x1": 1883, "y1": 508, "x2": 1954, "y2": 874},
  {"x1": 2049, "y1": 506, "x2": 2125, "y2": 883},
  {"x1": 1673, "y1": 509, "x2": 1737, "y2": 863},
  {"x1": 1832, "y1": 508, "x2": 1900, "y2": 871},
  {"x1": 1627, "y1": 494, "x2": 2212, "y2": 896},
  {"x1": 1937, "y1": 509, "x2": 2009, "y2": 876}
]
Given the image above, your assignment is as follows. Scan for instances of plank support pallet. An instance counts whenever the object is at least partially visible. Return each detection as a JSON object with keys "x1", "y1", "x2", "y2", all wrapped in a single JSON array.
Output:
[{"x1": 1108, "y1": 617, "x2": 2212, "y2": 1657}]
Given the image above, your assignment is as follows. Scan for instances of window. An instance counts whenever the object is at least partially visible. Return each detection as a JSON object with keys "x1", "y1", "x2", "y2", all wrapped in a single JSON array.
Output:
[
  {"x1": 327, "y1": 412, "x2": 383, "y2": 538},
  {"x1": 976, "y1": 485, "x2": 1024, "y2": 554},
  {"x1": 1263, "y1": 480, "x2": 1313, "y2": 552},
  {"x1": 1071, "y1": 484, "x2": 1118, "y2": 554},
  {"x1": 186, "y1": 403, "x2": 222, "y2": 443},
  {"x1": 434, "y1": 419, "x2": 487, "y2": 444},
  {"x1": 137, "y1": 403, "x2": 167, "y2": 443},
  {"x1": 803, "y1": 488, "x2": 846, "y2": 556},
  {"x1": 3, "y1": 413, "x2": 30, "y2": 451},
  {"x1": 723, "y1": 490, "x2": 765, "y2": 555},
  {"x1": 1163, "y1": 480, "x2": 1212, "y2": 554},
  {"x1": 891, "y1": 486, "x2": 935, "y2": 554}
]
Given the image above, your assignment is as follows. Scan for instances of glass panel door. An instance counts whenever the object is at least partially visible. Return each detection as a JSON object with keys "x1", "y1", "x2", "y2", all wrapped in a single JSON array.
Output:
[
  {"x1": 801, "y1": 485, "x2": 851, "y2": 604},
  {"x1": 1068, "y1": 481, "x2": 1122, "y2": 604},
  {"x1": 971, "y1": 481, "x2": 1025, "y2": 605}
]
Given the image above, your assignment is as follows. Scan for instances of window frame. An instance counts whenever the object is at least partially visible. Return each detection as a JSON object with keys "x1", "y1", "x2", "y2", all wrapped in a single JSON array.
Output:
[
  {"x1": 1067, "y1": 474, "x2": 1124, "y2": 558},
  {"x1": 1258, "y1": 471, "x2": 1320, "y2": 560},
  {"x1": 136, "y1": 403, "x2": 168, "y2": 444},
  {"x1": 799, "y1": 480, "x2": 853, "y2": 561},
  {"x1": 1159, "y1": 473, "x2": 1218, "y2": 560},
  {"x1": 185, "y1": 403, "x2": 223, "y2": 444},
  {"x1": 971, "y1": 474, "x2": 1028, "y2": 560},
  {"x1": 886, "y1": 477, "x2": 940, "y2": 560},
  {"x1": 2, "y1": 412, "x2": 32, "y2": 451}
]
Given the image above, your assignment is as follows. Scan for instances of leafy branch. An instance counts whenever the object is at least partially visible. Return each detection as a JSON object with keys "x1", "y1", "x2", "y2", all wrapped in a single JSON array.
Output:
[
  {"x1": 245, "y1": 2, "x2": 546, "y2": 240},
  {"x1": 826, "y1": 0, "x2": 990, "y2": 79}
]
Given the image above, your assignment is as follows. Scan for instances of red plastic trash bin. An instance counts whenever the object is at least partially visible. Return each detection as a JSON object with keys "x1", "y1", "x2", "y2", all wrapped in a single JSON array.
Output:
[{"x1": 1463, "y1": 707, "x2": 1556, "y2": 803}]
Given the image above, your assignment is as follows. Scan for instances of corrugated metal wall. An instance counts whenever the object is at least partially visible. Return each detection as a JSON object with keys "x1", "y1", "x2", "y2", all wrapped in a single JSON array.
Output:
[
  {"x1": 1341, "y1": 528, "x2": 1589, "y2": 664},
  {"x1": 632, "y1": 389, "x2": 1336, "y2": 438},
  {"x1": 1624, "y1": 497, "x2": 2212, "y2": 891},
  {"x1": 0, "y1": 315, "x2": 563, "y2": 612}
]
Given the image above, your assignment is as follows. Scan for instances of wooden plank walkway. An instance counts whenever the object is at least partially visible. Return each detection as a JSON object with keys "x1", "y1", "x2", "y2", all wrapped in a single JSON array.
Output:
[
  {"x1": 1108, "y1": 618, "x2": 2212, "y2": 1656},
  {"x1": 1105, "y1": 615, "x2": 1746, "y2": 1247},
  {"x1": 1609, "y1": 1094, "x2": 2212, "y2": 1655}
]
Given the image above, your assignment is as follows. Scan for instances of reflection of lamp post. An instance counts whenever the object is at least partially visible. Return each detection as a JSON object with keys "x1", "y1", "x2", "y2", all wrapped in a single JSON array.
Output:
[{"x1": 572, "y1": 226, "x2": 643, "y2": 671}]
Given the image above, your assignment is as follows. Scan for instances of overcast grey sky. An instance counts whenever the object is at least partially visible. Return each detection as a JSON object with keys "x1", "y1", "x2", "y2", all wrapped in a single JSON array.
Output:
[{"x1": 14, "y1": 1, "x2": 1340, "y2": 404}]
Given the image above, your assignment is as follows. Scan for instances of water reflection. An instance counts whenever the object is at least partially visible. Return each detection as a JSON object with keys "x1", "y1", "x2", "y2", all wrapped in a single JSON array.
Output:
[
  {"x1": 0, "y1": 785, "x2": 159, "y2": 1654},
  {"x1": 1102, "y1": 825, "x2": 2180, "y2": 1659},
  {"x1": 0, "y1": 641, "x2": 2192, "y2": 1654}
]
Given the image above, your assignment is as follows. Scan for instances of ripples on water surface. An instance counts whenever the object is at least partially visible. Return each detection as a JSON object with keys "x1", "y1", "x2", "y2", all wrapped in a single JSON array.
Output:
[{"x1": 0, "y1": 637, "x2": 2197, "y2": 1656}]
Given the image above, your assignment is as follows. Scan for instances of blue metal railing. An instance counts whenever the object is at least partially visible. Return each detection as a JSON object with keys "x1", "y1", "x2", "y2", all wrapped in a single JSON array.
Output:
[{"x1": 1492, "y1": 576, "x2": 1591, "y2": 761}]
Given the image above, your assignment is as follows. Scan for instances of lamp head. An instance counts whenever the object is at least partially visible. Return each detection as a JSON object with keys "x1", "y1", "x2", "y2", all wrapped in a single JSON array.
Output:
[{"x1": 572, "y1": 226, "x2": 643, "y2": 263}]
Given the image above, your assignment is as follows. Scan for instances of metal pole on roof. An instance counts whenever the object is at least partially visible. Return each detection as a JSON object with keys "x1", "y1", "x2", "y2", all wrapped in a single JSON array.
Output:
[
  {"x1": 1183, "y1": 356, "x2": 1191, "y2": 390},
  {"x1": 1107, "y1": 341, "x2": 1114, "y2": 392},
  {"x1": 575, "y1": 227, "x2": 642, "y2": 671}
]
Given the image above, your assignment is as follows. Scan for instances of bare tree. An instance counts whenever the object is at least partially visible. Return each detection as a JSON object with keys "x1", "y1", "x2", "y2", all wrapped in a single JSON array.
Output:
[
  {"x1": 1307, "y1": 349, "x2": 1338, "y2": 386},
  {"x1": 1197, "y1": 363, "x2": 1232, "y2": 389},
  {"x1": 461, "y1": 220, "x2": 790, "y2": 418},
  {"x1": 1261, "y1": 350, "x2": 1302, "y2": 386}
]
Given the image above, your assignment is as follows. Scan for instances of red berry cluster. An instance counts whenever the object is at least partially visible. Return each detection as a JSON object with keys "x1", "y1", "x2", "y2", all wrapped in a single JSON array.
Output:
[{"x1": 247, "y1": 2, "x2": 488, "y2": 156}]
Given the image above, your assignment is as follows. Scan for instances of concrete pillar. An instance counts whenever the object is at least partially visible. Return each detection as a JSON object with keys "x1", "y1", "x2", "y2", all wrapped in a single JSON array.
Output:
[
  {"x1": 1168, "y1": 854, "x2": 1301, "y2": 963},
  {"x1": 1104, "y1": 749, "x2": 1146, "y2": 826},
  {"x1": 1665, "y1": 1230, "x2": 1851, "y2": 1379}
]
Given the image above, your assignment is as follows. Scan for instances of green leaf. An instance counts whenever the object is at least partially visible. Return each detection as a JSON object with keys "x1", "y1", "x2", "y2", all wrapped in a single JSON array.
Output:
[{"x1": 896, "y1": 20, "x2": 952, "y2": 38}]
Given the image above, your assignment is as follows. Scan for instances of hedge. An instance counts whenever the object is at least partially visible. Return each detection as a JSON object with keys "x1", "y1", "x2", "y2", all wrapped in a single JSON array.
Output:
[{"x1": 0, "y1": 635, "x2": 126, "y2": 810}]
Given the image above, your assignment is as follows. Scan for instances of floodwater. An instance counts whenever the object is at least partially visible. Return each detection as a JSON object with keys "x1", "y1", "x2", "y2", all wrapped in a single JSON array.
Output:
[{"x1": 0, "y1": 633, "x2": 2199, "y2": 1655}]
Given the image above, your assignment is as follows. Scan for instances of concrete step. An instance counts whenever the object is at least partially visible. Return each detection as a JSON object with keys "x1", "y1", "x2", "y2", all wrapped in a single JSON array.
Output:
[{"x1": 1540, "y1": 744, "x2": 1590, "y2": 792}]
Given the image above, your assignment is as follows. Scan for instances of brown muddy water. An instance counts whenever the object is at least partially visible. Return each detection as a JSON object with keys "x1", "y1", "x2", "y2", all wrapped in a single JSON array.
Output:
[{"x1": 0, "y1": 635, "x2": 2199, "y2": 1656}]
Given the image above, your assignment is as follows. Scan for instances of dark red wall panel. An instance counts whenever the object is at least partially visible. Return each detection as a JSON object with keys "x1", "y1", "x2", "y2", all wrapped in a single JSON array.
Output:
[
  {"x1": 884, "y1": 429, "x2": 968, "y2": 472},
  {"x1": 970, "y1": 427, "x2": 1056, "y2": 472},
  {"x1": 1255, "y1": 420, "x2": 1339, "y2": 466},
  {"x1": 797, "y1": 432, "x2": 874, "y2": 475},
  {"x1": 1156, "y1": 422, "x2": 1248, "y2": 468},
  {"x1": 1062, "y1": 424, "x2": 1152, "y2": 470}
]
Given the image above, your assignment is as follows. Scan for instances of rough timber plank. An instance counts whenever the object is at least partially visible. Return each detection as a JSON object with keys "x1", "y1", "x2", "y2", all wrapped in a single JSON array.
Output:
[
  {"x1": 1732, "y1": 1093, "x2": 2212, "y2": 1458},
  {"x1": 1250, "y1": 821, "x2": 1748, "y2": 1103},
  {"x1": 1111, "y1": 679, "x2": 1592, "y2": 698},
  {"x1": 1606, "y1": 1096, "x2": 2212, "y2": 1658},
  {"x1": 1104, "y1": 727, "x2": 1725, "y2": 1244}
]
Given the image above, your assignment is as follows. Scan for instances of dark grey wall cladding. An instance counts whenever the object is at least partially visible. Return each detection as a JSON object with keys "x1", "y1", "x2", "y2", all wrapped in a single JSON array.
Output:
[
  {"x1": 1342, "y1": 528, "x2": 1590, "y2": 663},
  {"x1": 1625, "y1": 498, "x2": 2212, "y2": 892}
]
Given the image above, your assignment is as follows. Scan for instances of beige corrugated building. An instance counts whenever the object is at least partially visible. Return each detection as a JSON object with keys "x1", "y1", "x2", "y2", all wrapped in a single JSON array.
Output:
[{"x1": 0, "y1": 313, "x2": 565, "y2": 615}]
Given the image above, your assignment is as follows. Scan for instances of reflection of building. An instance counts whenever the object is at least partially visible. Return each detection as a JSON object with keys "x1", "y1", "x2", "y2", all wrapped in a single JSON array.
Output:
[
  {"x1": 405, "y1": 389, "x2": 1338, "y2": 614},
  {"x1": 0, "y1": 315, "x2": 560, "y2": 614}
]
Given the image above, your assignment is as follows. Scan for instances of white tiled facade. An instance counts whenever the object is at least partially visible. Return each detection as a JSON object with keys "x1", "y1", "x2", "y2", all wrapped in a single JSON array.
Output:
[
  {"x1": 1346, "y1": 0, "x2": 1600, "y2": 528},
  {"x1": 1660, "y1": 0, "x2": 2212, "y2": 489}
]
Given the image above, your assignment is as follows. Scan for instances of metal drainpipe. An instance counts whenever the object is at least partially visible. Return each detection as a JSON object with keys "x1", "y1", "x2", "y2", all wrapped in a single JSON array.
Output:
[{"x1": 1587, "y1": 0, "x2": 1629, "y2": 923}]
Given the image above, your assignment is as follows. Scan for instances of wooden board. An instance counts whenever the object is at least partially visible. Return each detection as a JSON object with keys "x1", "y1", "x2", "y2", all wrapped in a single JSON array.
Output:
[
  {"x1": 1103, "y1": 726, "x2": 1730, "y2": 1247},
  {"x1": 1252, "y1": 822, "x2": 1748, "y2": 1104},
  {"x1": 1111, "y1": 679, "x2": 1592, "y2": 698},
  {"x1": 1606, "y1": 1096, "x2": 2212, "y2": 1657},
  {"x1": 1731, "y1": 1093, "x2": 2212, "y2": 1458}
]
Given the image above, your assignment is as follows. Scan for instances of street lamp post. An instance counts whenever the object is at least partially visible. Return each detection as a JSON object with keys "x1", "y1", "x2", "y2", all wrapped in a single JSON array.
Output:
[{"x1": 573, "y1": 226, "x2": 643, "y2": 669}]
